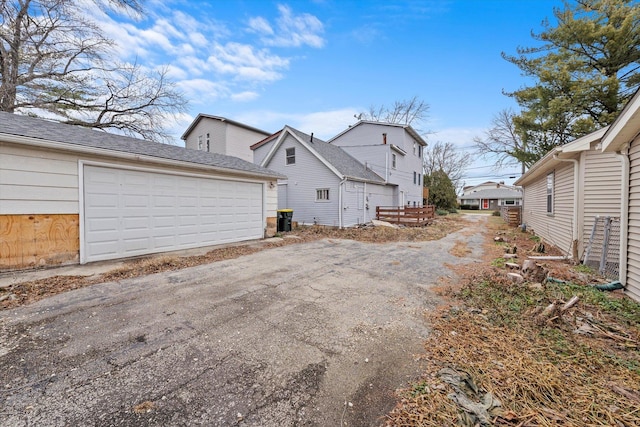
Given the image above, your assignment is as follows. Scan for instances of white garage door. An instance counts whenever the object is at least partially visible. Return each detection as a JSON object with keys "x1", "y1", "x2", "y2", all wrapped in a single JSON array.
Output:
[{"x1": 82, "y1": 165, "x2": 264, "y2": 263}]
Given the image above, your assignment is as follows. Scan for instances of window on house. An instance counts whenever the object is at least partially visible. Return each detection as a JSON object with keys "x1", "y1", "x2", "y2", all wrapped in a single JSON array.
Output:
[
  {"x1": 286, "y1": 147, "x2": 295, "y2": 165},
  {"x1": 316, "y1": 188, "x2": 329, "y2": 201},
  {"x1": 206, "y1": 133, "x2": 210, "y2": 151},
  {"x1": 392, "y1": 153, "x2": 397, "y2": 169},
  {"x1": 413, "y1": 142, "x2": 417, "y2": 155},
  {"x1": 198, "y1": 135, "x2": 203, "y2": 150},
  {"x1": 418, "y1": 174, "x2": 421, "y2": 186},
  {"x1": 418, "y1": 145, "x2": 423, "y2": 157},
  {"x1": 413, "y1": 171, "x2": 417, "y2": 184},
  {"x1": 505, "y1": 200, "x2": 515, "y2": 205},
  {"x1": 546, "y1": 172, "x2": 554, "y2": 214}
]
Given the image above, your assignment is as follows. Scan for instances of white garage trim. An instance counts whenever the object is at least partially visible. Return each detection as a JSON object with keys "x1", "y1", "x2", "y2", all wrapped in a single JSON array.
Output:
[{"x1": 79, "y1": 161, "x2": 266, "y2": 263}]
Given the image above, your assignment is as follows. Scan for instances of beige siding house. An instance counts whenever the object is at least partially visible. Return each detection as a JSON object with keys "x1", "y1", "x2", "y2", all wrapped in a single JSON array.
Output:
[
  {"x1": 1, "y1": 112, "x2": 283, "y2": 270},
  {"x1": 601, "y1": 88, "x2": 640, "y2": 302},
  {"x1": 181, "y1": 114, "x2": 271, "y2": 162},
  {"x1": 515, "y1": 127, "x2": 623, "y2": 260}
]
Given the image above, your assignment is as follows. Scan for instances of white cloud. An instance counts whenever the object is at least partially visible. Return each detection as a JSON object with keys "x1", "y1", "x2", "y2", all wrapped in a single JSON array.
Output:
[
  {"x1": 207, "y1": 43, "x2": 289, "y2": 82},
  {"x1": 248, "y1": 4, "x2": 325, "y2": 48},
  {"x1": 231, "y1": 91, "x2": 260, "y2": 102},
  {"x1": 247, "y1": 16, "x2": 274, "y2": 35},
  {"x1": 177, "y1": 79, "x2": 229, "y2": 103},
  {"x1": 234, "y1": 108, "x2": 361, "y2": 140}
]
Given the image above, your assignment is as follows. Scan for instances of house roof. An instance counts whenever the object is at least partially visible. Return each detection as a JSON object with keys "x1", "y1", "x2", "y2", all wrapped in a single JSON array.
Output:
[
  {"x1": 0, "y1": 112, "x2": 284, "y2": 179},
  {"x1": 180, "y1": 113, "x2": 271, "y2": 140},
  {"x1": 261, "y1": 126, "x2": 388, "y2": 184},
  {"x1": 601, "y1": 87, "x2": 640, "y2": 152},
  {"x1": 460, "y1": 188, "x2": 523, "y2": 200},
  {"x1": 514, "y1": 126, "x2": 609, "y2": 187},
  {"x1": 327, "y1": 120, "x2": 428, "y2": 146}
]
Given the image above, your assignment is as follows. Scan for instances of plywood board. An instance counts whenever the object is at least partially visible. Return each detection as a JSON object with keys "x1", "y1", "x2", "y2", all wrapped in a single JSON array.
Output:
[{"x1": 0, "y1": 214, "x2": 79, "y2": 269}]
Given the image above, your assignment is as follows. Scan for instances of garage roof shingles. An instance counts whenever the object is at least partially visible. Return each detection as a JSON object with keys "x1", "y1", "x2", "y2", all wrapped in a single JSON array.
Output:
[
  {"x1": 287, "y1": 127, "x2": 386, "y2": 183},
  {"x1": 0, "y1": 112, "x2": 284, "y2": 179}
]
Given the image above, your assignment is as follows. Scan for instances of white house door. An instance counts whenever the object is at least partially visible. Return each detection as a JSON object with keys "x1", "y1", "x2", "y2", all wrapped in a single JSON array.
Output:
[{"x1": 82, "y1": 165, "x2": 263, "y2": 263}]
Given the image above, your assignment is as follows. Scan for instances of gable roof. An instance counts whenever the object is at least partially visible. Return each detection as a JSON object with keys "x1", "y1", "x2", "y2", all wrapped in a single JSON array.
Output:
[
  {"x1": 514, "y1": 126, "x2": 609, "y2": 187},
  {"x1": 261, "y1": 126, "x2": 388, "y2": 184},
  {"x1": 180, "y1": 113, "x2": 271, "y2": 140},
  {"x1": 460, "y1": 188, "x2": 522, "y2": 200},
  {"x1": 327, "y1": 120, "x2": 428, "y2": 146},
  {"x1": 0, "y1": 112, "x2": 284, "y2": 179},
  {"x1": 601, "y1": 87, "x2": 640, "y2": 152}
]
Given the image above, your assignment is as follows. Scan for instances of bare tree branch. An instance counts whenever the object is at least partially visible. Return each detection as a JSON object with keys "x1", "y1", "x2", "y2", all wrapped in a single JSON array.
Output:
[
  {"x1": 0, "y1": 0, "x2": 187, "y2": 142},
  {"x1": 473, "y1": 108, "x2": 528, "y2": 173},
  {"x1": 423, "y1": 141, "x2": 471, "y2": 194}
]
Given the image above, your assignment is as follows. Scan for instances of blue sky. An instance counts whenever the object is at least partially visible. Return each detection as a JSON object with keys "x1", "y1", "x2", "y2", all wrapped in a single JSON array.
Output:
[{"x1": 95, "y1": 0, "x2": 561, "y2": 186}]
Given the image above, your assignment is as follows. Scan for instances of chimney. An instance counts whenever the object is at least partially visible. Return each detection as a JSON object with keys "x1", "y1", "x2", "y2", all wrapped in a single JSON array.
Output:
[{"x1": 382, "y1": 133, "x2": 387, "y2": 144}]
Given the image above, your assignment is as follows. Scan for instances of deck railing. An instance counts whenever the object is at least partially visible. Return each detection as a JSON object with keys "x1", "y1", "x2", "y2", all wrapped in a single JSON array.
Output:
[{"x1": 375, "y1": 205, "x2": 436, "y2": 226}]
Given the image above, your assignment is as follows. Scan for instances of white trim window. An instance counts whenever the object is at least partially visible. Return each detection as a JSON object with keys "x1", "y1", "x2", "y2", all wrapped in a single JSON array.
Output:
[
  {"x1": 286, "y1": 147, "x2": 295, "y2": 165},
  {"x1": 198, "y1": 135, "x2": 203, "y2": 150},
  {"x1": 546, "y1": 172, "x2": 554, "y2": 214},
  {"x1": 316, "y1": 188, "x2": 330, "y2": 201},
  {"x1": 392, "y1": 153, "x2": 397, "y2": 169}
]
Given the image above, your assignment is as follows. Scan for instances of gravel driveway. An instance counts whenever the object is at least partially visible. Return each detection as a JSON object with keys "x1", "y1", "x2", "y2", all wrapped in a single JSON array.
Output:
[{"x1": 1, "y1": 216, "x2": 487, "y2": 427}]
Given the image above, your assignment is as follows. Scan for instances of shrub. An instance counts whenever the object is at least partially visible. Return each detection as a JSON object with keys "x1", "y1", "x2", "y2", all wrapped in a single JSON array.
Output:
[
  {"x1": 492, "y1": 210, "x2": 501, "y2": 216},
  {"x1": 436, "y1": 209, "x2": 449, "y2": 216}
]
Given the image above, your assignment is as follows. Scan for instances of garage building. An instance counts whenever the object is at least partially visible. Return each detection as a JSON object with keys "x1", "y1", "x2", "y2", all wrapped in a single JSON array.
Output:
[{"x1": 0, "y1": 112, "x2": 283, "y2": 269}]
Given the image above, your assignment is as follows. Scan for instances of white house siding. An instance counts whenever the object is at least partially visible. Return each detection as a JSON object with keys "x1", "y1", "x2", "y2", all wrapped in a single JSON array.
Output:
[
  {"x1": 0, "y1": 141, "x2": 279, "y2": 267},
  {"x1": 226, "y1": 125, "x2": 266, "y2": 162},
  {"x1": 184, "y1": 119, "x2": 226, "y2": 153},
  {"x1": 253, "y1": 139, "x2": 276, "y2": 166},
  {"x1": 331, "y1": 125, "x2": 424, "y2": 206},
  {"x1": 625, "y1": 138, "x2": 640, "y2": 302},
  {"x1": 581, "y1": 151, "x2": 622, "y2": 254},
  {"x1": 522, "y1": 163, "x2": 575, "y2": 255},
  {"x1": 0, "y1": 143, "x2": 79, "y2": 214},
  {"x1": 341, "y1": 181, "x2": 395, "y2": 226},
  {"x1": 266, "y1": 135, "x2": 342, "y2": 226}
]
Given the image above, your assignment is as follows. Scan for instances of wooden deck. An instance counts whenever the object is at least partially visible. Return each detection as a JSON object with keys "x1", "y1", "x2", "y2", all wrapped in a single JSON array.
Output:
[{"x1": 376, "y1": 206, "x2": 436, "y2": 226}]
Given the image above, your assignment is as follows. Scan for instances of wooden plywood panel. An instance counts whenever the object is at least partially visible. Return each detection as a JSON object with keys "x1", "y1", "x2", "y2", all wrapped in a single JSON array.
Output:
[{"x1": 0, "y1": 214, "x2": 79, "y2": 269}]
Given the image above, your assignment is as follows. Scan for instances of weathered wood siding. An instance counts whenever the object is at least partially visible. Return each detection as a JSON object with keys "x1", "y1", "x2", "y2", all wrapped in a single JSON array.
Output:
[
  {"x1": 625, "y1": 138, "x2": 640, "y2": 302},
  {"x1": 581, "y1": 151, "x2": 622, "y2": 255},
  {"x1": 0, "y1": 214, "x2": 79, "y2": 268},
  {"x1": 522, "y1": 163, "x2": 575, "y2": 255}
]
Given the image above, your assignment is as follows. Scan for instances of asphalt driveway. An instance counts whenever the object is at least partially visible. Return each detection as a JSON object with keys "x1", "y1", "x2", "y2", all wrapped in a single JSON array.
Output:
[{"x1": 0, "y1": 216, "x2": 487, "y2": 426}]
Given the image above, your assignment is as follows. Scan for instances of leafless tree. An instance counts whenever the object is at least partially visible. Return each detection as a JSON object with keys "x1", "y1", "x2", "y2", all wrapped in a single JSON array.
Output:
[
  {"x1": 359, "y1": 96, "x2": 430, "y2": 132},
  {"x1": 423, "y1": 141, "x2": 471, "y2": 194},
  {"x1": 0, "y1": 0, "x2": 187, "y2": 143},
  {"x1": 473, "y1": 108, "x2": 528, "y2": 174}
]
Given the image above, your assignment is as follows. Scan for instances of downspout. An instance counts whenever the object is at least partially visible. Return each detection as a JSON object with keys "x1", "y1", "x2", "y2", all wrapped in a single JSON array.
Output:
[
  {"x1": 363, "y1": 182, "x2": 368, "y2": 222},
  {"x1": 553, "y1": 154, "x2": 580, "y2": 260},
  {"x1": 615, "y1": 144, "x2": 630, "y2": 284},
  {"x1": 385, "y1": 151, "x2": 389, "y2": 182},
  {"x1": 338, "y1": 177, "x2": 347, "y2": 229}
]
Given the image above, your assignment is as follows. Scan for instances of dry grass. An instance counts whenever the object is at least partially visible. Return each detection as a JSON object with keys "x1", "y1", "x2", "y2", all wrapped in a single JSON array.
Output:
[
  {"x1": 1, "y1": 215, "x2": 467, "y2": 310},
  {"x1": 385, "y1": 217, "x2": 640, "y2": 427}
]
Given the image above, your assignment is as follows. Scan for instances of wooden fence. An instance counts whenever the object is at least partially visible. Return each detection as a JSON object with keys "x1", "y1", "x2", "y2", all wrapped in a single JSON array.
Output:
[
  {"x1": 376, "y1": 205, "x2": 436, "y2": 226},
  {"x1": 500, "y1": 206, "x2": 522, "y2": 227}
]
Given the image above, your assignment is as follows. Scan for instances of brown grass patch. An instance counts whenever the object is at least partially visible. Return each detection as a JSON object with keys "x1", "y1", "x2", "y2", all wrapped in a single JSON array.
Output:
[
  {"x1": 449, "y1": 240, "x2": 472, "y2": 257},
  {"x1": 385, "y1": 217, "x2": 640, "y2": 427}
]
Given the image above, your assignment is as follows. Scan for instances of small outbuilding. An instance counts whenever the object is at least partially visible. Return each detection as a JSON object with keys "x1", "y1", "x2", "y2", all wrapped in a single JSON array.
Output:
[{"x1": 0, "y1": 112, "x2": 283, "y2": 269}]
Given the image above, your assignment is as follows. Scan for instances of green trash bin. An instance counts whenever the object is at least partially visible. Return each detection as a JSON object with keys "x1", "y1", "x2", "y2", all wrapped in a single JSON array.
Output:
[{"x1": 277, "y1": 209, "x2": 293, "y2": 232}]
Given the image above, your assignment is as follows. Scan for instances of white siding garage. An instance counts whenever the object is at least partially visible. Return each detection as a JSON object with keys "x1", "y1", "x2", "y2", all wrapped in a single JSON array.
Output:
[{"x1": 82, "y1": 165, "x2": 264, "y2": 263}]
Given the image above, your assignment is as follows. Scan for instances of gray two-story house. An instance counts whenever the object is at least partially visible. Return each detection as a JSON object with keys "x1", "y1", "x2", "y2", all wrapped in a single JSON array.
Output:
[
  {"x1": 328, "y1": 121, "x2": 427, "y2": 207},
  {"x1": 252, "y1": 126, "x2": 396, "y2": 227}
]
